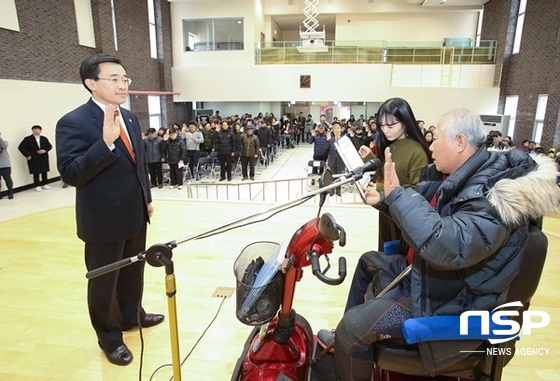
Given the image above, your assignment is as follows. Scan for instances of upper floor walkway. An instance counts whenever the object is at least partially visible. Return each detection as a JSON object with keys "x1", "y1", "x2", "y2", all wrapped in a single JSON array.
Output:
[{"x1": 255, "y1": 40, "x2": 497, "y2": 65}]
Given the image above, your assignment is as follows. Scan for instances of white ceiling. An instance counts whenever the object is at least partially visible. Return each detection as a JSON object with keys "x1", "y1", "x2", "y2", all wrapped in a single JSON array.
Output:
[
  {"x1": 168, "y1": 0, "x2": 490, "y2": 34},
  {"x1": 269, "y1": 0, "x2": 489, "y2": 34}
]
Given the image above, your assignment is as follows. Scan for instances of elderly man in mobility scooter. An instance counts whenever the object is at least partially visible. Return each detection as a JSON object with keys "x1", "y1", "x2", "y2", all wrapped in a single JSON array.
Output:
[{"x1": 317, "y1": 109, "x2": 560, "y2": 381}]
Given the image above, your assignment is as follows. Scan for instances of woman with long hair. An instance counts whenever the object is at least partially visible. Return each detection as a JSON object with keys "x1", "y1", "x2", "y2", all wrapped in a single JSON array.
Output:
[{"x1": 360, "y1": 97, "x2": 431, "y2": 251}]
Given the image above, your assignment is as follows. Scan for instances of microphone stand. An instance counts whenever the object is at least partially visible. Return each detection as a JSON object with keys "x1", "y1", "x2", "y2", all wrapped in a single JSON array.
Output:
[{"x1": 85, "y1": 174, "x2": 363, "y2": 379}]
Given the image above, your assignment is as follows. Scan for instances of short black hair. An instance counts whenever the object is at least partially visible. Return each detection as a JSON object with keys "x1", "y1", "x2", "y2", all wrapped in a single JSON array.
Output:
[{"x1": 79, "y1": 53, "x2": 124, "y2": 93}]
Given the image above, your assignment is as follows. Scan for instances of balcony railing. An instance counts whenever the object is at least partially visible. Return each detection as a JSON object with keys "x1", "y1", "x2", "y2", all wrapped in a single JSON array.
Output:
[{"x1": 255, "y1": 40, "x2": 497, "y2": 65}]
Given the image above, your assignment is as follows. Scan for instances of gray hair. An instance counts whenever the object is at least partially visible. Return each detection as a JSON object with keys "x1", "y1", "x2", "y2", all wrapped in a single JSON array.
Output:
[{"x1": 439, "y1": 109, "x2": 486, "y2": 148}]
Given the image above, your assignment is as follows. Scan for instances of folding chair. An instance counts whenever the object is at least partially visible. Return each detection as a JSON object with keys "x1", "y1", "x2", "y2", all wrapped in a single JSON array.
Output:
[
  {"x1": 257, "y1": 147, "x2": 269, "y2": 170},
  {"x1": 182, "y1": 157, "x2": 193, "y2": 183},
  {"x1": 209, "y1": 151, "x2": 220, "y2": 178},
  {"x1": 196, "y1": 157, "x2": 214, "y2": 180},
  {"x1": 307, "y1": 160, "x2": 326, "y2": 186}
]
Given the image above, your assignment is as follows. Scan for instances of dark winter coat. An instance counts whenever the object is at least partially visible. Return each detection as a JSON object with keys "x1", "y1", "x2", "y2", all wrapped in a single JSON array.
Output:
[
  {"x1": 326, "y1": 137, "x2": 345, "y2": 174},
  {"x1": 240, "y1": 133, "x2": 260, "y2": 157},
  {"x1": 385, "y1": 146, "x2": 560, "y2": 372},
  {"x1": 143, "y1": 136, "x2": 164, "y2": 163},
  {"x1": 213, "y1": 129, "x2": 237, "y2": 155},
  {"x1": 256, "y1": 127, "x2": 272, "y2": 148},
  {"x1": 308, "y1": 132, "x2": 328, "y2": 157},
  {"x1": 350, "y1": 132, "x2": 366, "y2": 151},
  {"x1": 18, "y1": 134, "x2": 52, "y2": 174},
  {"x1": 163, "y1": 137, "x2": 186, "y2": 165},
  {"x1": 201, "y1": 129, "x2": 214, "y2": 151}
]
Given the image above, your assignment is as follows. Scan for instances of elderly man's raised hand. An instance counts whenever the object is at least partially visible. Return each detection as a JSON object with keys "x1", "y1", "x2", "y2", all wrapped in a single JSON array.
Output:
[{"x1": 383, "y1": 147, "x2": 400, "y2": 197}]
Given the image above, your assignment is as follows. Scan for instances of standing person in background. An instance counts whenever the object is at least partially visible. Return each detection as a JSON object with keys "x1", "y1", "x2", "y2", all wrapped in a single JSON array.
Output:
[
  {"x1": 308, "y1": 123, "x2": 329, "y2": 185},
  {"x1": 184, "y1": 121, "x2": 204, "y2": 181},
  {"x1": 295, "y1": 117, "x2": 305, "y2": 145},
  {"x1": 364, "y1": 120, "x2": 378, "y2": 153},
  {"x1": 56, "y1": 53, "x2": 163, "y2": 366},
  {"x1": 0, "y1": 132, "x2": 14, "y2": 199},
  {"x1": 163, "y1": 128, "x2": 186, "y2": 189},
  {"x1": 349, "y1": 123, "x2": 367, "y2": 151},
  {"x1": 359, "y1": 97, "x2": 431, "y2": 251},
  {"x1": 201, "y1": 122, "x2": 214, "y2": 156},
  {"x1": 424, "y1": 130, "x2": 434, "y2": 145},
  {"x1": 214, "y1": 121, "x2": 236, "y2": 181},
  {"x1": 256, "y1": 119, "x2": 273, "y2": 163},
  {"x1": 305, "y1": 114, "x2": 315, "y2": 141},
  {"x1": 240, "y1": 124, "x2": 260, "y2": 181},
  {"x1": 18, "y1": 125, "x2": 52, "y2": 192},
  {"x1": 143, "y1": 128, "x2": 165, "y2": 189},
  {"x1": 417, "y1": 119, "x2": 426, "y2": 134},
  {"x1": 326, "y1": 122, "x2": 345, "y2": 196}
]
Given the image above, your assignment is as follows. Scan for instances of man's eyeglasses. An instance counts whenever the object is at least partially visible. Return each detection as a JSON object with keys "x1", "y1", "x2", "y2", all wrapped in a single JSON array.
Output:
[{"x1": 97, "y1": 77, "x2": 132, "y2": 86}]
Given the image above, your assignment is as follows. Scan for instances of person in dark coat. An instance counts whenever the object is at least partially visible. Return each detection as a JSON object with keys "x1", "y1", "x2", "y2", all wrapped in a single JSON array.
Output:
[
  {"x1": 143, "y1": 128, "x2": 165, "y2": 188},
  {"x1": 18, "y1": 125, "x2": 52, "y2": 191},
  {"x1": 319, "y1": 109, "x2": 560, "y2": 381},
  {"x1": 56, "y1": 53, "x2": 163, "y2": 367},
  {"x1": 325, "y1": 122, "x2": 345, "y2": 195},
  {"x1": 308, "y1": 123, "x2": 329, "y2": 181},
  {"x1": 213, "y1": 121, "x2": 237, "y2": 181},
  {"x1": 240, "y1": 126, "x2": 260, "y2": 180},
  {"x1": 162, "y1": 128, "x2": 187, "y2": 189}
]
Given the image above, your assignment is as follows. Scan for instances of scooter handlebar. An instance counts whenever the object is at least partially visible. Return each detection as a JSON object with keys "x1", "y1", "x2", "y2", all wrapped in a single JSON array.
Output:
[{"x1": 310, "y1": 252, "x2": 347, "y2": 285}]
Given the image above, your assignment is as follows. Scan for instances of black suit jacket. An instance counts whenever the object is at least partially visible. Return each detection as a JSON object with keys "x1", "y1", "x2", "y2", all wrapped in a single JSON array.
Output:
[
  {"x1": 56, "y1": 99, "x2": 151, "y2": 243},
  {"x1": 18, "y1": 135, "x2": 52, "y2": 174}
]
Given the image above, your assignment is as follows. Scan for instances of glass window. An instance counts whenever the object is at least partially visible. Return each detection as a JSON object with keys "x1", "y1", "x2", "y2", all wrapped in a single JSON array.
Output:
[
  {"x1": 110, "y1": 0, "x2": 118, "y2": 50},
  {"x1": 183, "y1": 18, "x2": 244, "y2": 52},
  {"x1": 533, "y1": 94, "x2": 548, "y2": 144},
  {"x1": 504, "y1": 95, "x2": 518, "y2": 138},
  {"x1": 148, "y1": 95, "x2": 161, "y2": 129},
  {"x1": 475, "y1": 8, "x2": 484, "y2": 46},
  {"x1": 147, "y1": 0, "x2": 157, "y2": 58},
  {"x1": 74, "y1": 0, "x2": 95, "y2": 48},
  {"x1": 0, "y1": 0, "x2": 20, "y2": 32},
  {"x1": 512, "y1": 0, "x2": 527, "y2": 54}
]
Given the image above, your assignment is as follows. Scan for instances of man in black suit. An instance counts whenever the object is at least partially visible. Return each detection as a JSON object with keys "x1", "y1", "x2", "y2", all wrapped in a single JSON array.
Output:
[
  {"x1": 18, "y1": 125, "x2": 52, "y2": 191},
  {"x1": 56, "y1": 53, "x2": 164, "y2": 366}
]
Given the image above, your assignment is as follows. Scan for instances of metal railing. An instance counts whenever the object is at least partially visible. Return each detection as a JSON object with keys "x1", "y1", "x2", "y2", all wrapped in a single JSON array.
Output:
[
  {"x1": 185, "y1": 175, "x2": 362, "y2": 204},
  {"x1": 255, "y1": 40, "x2": 497, "y2": 65}
]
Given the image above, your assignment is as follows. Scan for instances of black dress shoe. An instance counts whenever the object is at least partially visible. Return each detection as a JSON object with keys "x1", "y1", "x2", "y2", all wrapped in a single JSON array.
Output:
[
  {"x1": 104, "y1": 344, "x2": 133, "y2": 366},
  {"x1": 141, "y1": 313, "x2": 165, "y2": 328},
  {"x1": 122, "y1": 313, "x2": 165, "y2": 331}
]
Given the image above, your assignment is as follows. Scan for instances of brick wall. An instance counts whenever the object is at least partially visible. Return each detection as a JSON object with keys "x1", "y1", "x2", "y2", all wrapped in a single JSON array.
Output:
[
  {"x1": 483, "y1": 0, "x2": 560, "y2": 149},
  {"x1": 0, "y1": 0, "x2": 174, "y2": 130}
]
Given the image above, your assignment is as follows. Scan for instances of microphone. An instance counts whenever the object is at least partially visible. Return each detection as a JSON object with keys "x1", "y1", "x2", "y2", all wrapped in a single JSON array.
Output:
[{"x1": 338, "y1": 158, "x2": 382, "y2": 181}]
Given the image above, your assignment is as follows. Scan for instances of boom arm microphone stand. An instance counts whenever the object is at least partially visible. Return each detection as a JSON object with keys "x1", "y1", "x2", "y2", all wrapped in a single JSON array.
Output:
[{"x1": 86, "y1": 174, "x2": 365, "y2": 380}]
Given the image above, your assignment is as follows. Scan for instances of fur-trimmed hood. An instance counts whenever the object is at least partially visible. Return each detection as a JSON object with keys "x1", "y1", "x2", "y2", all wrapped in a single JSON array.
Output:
[{"x1": 487, "y1": 152, "x2": 560, "y2": 227}]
